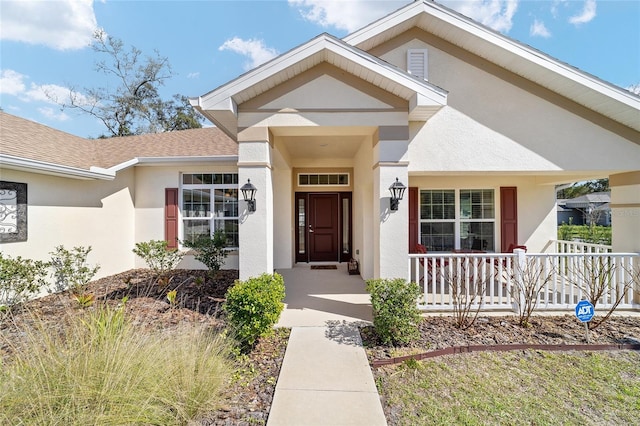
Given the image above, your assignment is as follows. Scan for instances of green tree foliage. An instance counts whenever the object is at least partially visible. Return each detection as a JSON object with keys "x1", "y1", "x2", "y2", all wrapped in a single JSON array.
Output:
[
  {"x1": 58, "y1": 30, "x2": 203, "y2": 137},
  {"x1": 557, "y1": 179, "x2": 609, "y2": 199}
]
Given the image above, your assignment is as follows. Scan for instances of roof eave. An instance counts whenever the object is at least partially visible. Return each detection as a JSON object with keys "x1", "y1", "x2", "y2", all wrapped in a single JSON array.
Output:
[{"x1": 0, "y1": 154, "x2": 115, "y2": 180}]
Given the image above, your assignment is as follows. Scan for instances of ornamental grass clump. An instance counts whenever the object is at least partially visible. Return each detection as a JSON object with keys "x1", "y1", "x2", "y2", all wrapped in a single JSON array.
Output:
[
  {"x1": 224, "y1": 273, "x2": 285, "y2": 350},
  {"x1": 366, "y1": 278, "x2": 421, "y2": 346},
  {"x1": 0, "y1": 302, "x2": 233, "y2": 425}
]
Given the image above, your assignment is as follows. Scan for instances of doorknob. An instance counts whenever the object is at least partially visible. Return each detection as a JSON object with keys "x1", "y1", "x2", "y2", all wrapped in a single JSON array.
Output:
[{"x1": 309, "y1": 225, "x2": 314, "y2": 233}]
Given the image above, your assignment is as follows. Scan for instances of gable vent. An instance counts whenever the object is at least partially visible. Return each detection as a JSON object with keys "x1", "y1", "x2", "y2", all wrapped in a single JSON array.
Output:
[{"x1": 407, "y1": 49, "x2": 428, "y2": 80}]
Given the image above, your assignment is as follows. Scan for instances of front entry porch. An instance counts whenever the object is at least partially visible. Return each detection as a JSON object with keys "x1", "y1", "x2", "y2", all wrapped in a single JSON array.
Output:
[{"x1": 275, "y1": 263, "x2": 373, "y2": 327}]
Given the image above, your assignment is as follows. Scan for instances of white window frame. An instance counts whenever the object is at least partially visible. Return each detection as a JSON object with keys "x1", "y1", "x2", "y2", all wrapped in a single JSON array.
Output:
[
  {"x1": 180, "y1": 172, "x2": 239, "y2": 249},
  {"x1": 419, "y1": 188, "x2": 496, "y2": 252}
]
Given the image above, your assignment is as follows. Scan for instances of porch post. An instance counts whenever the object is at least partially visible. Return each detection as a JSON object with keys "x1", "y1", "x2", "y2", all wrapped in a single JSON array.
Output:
[
  {"x1": 238, "y1": 127, "x2": 273, "y2": 281},
  {"x1": 373, "y1": 126, "x2": 409, "y2": 280},
  {"x1": 610, "y1": 171, "x2": 640, "y2": 303}
]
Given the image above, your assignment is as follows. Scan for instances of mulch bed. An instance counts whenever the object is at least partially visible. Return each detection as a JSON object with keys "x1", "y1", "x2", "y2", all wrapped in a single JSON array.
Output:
[
  {"x1": 0, "y1": 269, "x2": 288, "y2": 426},
  {"x1": 362, "y1": 314, "x2": 640, "y2": 366}
]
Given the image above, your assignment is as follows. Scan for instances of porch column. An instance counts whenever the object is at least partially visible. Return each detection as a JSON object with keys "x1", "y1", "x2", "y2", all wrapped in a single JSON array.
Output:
[
  {"x1": 373, "y1": 126, "x2": 409, "y2": 280},
  {"x1": 610, "y1": 171, "x2": 640, "y2": 303},
  {"x1": 238, "y1": 127, "x2": 273, "y2": 281}
]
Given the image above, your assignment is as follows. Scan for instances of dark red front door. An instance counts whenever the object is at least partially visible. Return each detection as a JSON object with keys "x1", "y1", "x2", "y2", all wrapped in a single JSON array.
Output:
[{"x1": 308, "y1": 193, "x2": 339, "y2": 262}]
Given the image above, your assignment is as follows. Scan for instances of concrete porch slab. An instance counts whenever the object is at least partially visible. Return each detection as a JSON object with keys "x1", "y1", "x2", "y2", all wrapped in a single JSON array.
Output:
[{"x1": 275, "y1": 264, "x2": 373, "y2": 328}]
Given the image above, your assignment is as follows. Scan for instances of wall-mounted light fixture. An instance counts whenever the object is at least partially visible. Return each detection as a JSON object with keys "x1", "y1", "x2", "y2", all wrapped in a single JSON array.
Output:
[
  {"x1": 240, "y1": 179, "x2": 257, "y2": 212},
  {"x1": 389, "y1": 177, "x2": 406, "y2": 211}
]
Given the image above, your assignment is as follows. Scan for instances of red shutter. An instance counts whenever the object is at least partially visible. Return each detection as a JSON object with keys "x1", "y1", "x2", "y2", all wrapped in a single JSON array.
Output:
[
  {"x1": 408, "y1": 187, "x2": 419, "y2": 253},
  {"x1": 500, "y1": 187, "x2": 518, "y2": 253},
  {"x1": 165, "y1": 188, "x2": 179, "y2": 250}
]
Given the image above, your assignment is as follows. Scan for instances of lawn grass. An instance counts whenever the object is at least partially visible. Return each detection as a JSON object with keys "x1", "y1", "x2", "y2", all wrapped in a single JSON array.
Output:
[
  {"x1": 376, "y1": 350, "x2": 640, "y2": 425},
  {"x1": 0, "y1": 304, "x2": 234, "y2": 425}
]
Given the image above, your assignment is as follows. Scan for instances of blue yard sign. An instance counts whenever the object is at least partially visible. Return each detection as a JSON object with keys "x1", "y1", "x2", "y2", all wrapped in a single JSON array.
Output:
[{"x1": 575, "y1": 300, "x2": 595, "y2": 323}]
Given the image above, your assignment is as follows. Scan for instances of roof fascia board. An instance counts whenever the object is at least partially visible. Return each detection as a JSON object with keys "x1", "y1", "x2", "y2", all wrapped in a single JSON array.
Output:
[
  {"x1": 105, "y1": 155, "x2": 240, "y2": 173},
  {"x1": 346, "y1": 1, "x2": 638, "y2": 110},
  {"x1": 0, "y1": 154, "x2": 115, "y2": 180},
  {"x1": 343, "y1": 1, "x2": 424, "y2": 46},
  {"x1": 195, "y1": 34, "x2": 446, "y2": 113}
]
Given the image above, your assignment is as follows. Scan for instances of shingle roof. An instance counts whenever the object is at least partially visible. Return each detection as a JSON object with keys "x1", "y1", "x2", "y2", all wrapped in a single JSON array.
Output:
[{"x1": 0, "y1": 112, "x2": 237, "y2": 173}]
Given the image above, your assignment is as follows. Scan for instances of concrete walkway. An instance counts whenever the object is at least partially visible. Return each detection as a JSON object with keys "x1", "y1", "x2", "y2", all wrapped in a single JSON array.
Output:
[{"x1": 267, "y1": 264, "x2": 387, "y2": 426}]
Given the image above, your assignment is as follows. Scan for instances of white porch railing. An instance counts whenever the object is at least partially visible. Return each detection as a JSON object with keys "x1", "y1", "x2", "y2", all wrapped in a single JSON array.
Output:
[
  {"x1": 548, "y1": 239, "x2": 612, "y2": 254},
  {"x1": 409, "y1": 251, "x2": 639, "y2": 312}
]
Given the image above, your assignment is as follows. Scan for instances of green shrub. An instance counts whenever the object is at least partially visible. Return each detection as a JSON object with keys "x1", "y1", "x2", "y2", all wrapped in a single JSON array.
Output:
[
  {"x1": 0, "y1": 253, "x2": 49, "y2": 308},
  {"x1": 224, "y1": 273, "x2": 285, "y2": 349},
  {"x1": 366, "y1": 278, "x2": 421, "y2": 346},
  {"x1": 182, "y1": 231, "x2": 228, "y2": 275},
  {"x1": 0, "y1": 303, "x2": 233, "y2": 424},
  {"x1": 49, "y1": 245, "x2": 100, "y2": 295},
  {"x1": 132, "y1": 240, "x2": 184, "y2": 276}
]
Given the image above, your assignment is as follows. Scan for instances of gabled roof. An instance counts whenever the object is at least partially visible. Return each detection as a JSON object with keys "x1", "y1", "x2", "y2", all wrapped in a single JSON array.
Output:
[
  {"x1": 190, "y1": 33, "x2": 448, "y2": 138},
  {"x1": 562, "y1": 192, "x2": 611, "y2": 209},
  {"x1": 344, "y1": 0, "x2": 640, "y2": 133},
  {"x1": 0, "y1": 112, "x2": 237, "y2": 180}
]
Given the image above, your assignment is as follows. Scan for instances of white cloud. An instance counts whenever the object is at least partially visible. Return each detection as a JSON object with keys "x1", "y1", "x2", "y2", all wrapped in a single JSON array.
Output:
[
  {"x1": 530, "y1": 19, "x2": 551, "y2": 38},
  {"x1": 0, "y1": 69, "x2": 27, "y2": 95},
  {"x1": 24, "y1": 83, "x2": 71, "y2": 104},
  {"x1": 289, "y1": 0, "x2": 519, "y2": 34},
  {"x1": 288, "y1": 0, "x2": 406, "y2": 33},
  {"x1": 569, "y1": 0, "x2": 596, "y2": 25},
  {"x1": 441, "y1": 0, "x2": 519, "y2": 33},
  {"x1": 37, "y1": 107, "x2": 70, "y2": 122},
  {"x1": 627, "y1": 83, "x2": 640, "y2": 95},
  {"x1": 219, "y1": 37, "x2": 279, "y2": 70},
  {"x1": 0, "y1": 0, "x2": 99, "y2": 50},
  {"x1": 187, "y1": 72, "x2": 200, "y2": 79}
]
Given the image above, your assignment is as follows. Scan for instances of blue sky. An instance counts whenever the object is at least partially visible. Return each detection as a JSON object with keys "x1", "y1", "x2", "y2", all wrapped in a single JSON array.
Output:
[{"x1": 1, "y1": 0, "x2": 639, "y2": 138}]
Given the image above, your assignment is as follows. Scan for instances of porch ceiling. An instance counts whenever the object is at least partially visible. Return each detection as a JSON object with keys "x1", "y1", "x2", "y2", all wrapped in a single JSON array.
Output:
[
  {"x1": 272, "y1": 125, "x2": 371, "y2": 160},
  {"x1": 279, "y1": 135, "x2": 365, "y2": 159}
]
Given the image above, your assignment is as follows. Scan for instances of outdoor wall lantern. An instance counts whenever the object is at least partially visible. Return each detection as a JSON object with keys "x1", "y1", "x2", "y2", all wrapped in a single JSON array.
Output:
[
  {"x1": 240, "y1": 179, "x2": 257, "y2": 212},
  {"x1": 389, "y1": 177, "x2": 406, "y2": 211}
]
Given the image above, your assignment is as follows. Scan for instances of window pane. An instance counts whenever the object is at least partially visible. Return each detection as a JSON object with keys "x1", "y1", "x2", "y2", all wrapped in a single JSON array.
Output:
[
  {"x1": 214, "y1": 219, "x2": 239, "y2": 248},
  {"x1": 183, "y1": 174, "x2": 193, "y2": 184},
  {"x1": 299, "y1": 175, "x2": 309, "y2": 185},
  {"x1": 461, "y1": 189, "x2": 494, "y2": 219},
  {"x1": 460, "y1": 222, "x2": 494, "y2": 251},
  {"x1": 420, "y1": 222, "x2": 455, "y2": 251},
  {"x1": 420, "y1": 190, "x2": 455, "y2": 220},
  {"x1": 298, "y1": 198, "x2": 305, "y2": 254},
  {"x1": 213, "y1": 189, "x2": 238, "y2": 218},
  {"x1": 213, "y1": 173, "x2": 222, "y2": 185},
  {"x1": 202, "y1": 174, "x2": 213, "y2": 185},
  {"x1": 183, "y1": 220, "x2": 210, "y2": 244},
  {"x1": 182, "y1": 189, "x2": 211, "y2": 217},
  {"x1": 342, "y1": 197, "x2": 349, "y2": 254}
]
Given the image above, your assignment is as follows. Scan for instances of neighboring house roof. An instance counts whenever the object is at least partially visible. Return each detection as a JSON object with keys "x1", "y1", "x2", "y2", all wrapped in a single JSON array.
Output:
[
  {"x1": 562, "y1": 192, "x2": 611, "y2": 209},
  {"x1": 0, "y1": 112, "x2": 237, "y2": 180},
  {"x1": 190, "y1": 33, "x2": 448, "y2": 138},
  {"x1": 344, "y1": 1, "x2": 640, "y2": 134}
]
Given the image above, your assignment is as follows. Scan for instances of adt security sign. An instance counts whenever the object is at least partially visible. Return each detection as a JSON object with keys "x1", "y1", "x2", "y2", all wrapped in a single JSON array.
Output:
[{"x1": 575, "y1": 300, "x2": 595, "y2": 323}]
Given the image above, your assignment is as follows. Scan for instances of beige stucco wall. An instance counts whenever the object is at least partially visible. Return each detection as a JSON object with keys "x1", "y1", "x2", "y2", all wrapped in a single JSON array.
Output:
[
  {"x1": 408, "y1": 175, "x2": 556, "y2": 253},
  {"x1": 378, "y1": 37, "x2": 640, "y2": 173},
  {"x1": 1, "y1": 169, "x2": 135, "y2": 279},
  {"x1": 133, "y1": 164, "x2": 239, "y2": 271}
]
